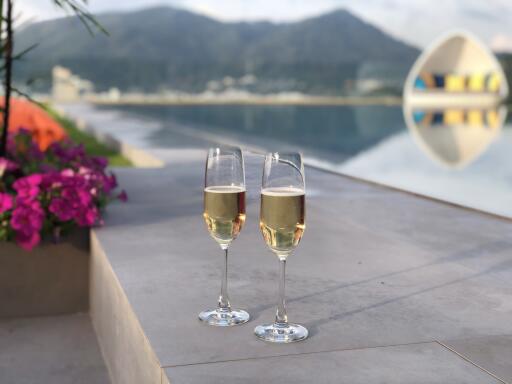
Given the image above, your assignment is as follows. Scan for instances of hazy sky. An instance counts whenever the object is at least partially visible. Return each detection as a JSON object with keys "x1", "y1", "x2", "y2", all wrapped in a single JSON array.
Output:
[{"x1": 17, "y1": 0, "x2": 512, "y2": 51}]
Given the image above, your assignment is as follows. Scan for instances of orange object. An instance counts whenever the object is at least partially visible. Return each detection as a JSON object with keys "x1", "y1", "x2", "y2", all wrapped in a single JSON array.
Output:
[{"x1": 0, "y1": 97, "x2": 67, "y2": 150}]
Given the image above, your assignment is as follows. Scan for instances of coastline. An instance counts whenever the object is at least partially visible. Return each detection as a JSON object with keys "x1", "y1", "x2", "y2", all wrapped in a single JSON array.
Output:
[{"x1": 86, "y1": 94, "x2": 403, "y2": 107}]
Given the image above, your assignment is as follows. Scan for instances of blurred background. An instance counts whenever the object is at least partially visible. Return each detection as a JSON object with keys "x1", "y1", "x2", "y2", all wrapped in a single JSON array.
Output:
[{"x1": 14, "y1": 0, "x2": 512, "y2": 217}]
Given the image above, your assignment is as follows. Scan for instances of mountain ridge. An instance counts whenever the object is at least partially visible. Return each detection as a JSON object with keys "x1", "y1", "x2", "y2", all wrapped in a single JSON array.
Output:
[{"x1": 16, "y1": 6, "x2": 420, "y2": 95}]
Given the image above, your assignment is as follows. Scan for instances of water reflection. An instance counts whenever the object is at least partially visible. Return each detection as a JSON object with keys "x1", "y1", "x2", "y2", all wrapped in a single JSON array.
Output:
[
  {"x1": 404, "y1": 105, "x2": 508, "y2": 169},
  {"x1": 84, "y1": 101, "x2": 512, "y2": 217},
  {"x1": 110, "y1": 104, "x2": 404, "y2": 163}
]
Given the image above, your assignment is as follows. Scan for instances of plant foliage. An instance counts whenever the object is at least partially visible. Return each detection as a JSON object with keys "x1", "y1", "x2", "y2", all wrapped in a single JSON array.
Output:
[{"x1": 0, "y1": 0, "x2": 105, "y2": 157}]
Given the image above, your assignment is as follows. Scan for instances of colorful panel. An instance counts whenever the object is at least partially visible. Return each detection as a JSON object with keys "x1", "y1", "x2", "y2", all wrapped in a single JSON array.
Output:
[
  {"x1": 467, "y1": 73, "x2": 485, "y2": 92},
  {"x1": 487, "y1": 73, "x2": 501, "y2": 93},
  {"x1": 412, "y1": 108, "x2": 500, "y2": 130},
  {"x1": 432, "y1": 112, "x2": 444, "y2": 124},
  {"x1": 445, "y1": 75, "x2": 466, "y2": 92},
  {"x1": 414, "y1": 72, "x2": 436, "y2": 90},
  {"x1": 444, "y1": 109, "x2": 464, "y2": 125},
  {"x1": 486, "y1": 109, "x2": 500, "y2": 128},
  {"x1": 467, "y1": 110, "x2": 484, "y2": 126},
  {"x1": 414, "y1": 77, "x2": 427, "y2": 90},
  {"x1": 413, "y1": 110, "x2": 426, "y2": 122},
  {"x1": 414, "y1": 71, "x2": 503, "y2": 93},
  {"x1": 432, "y1": 74, "x2": 445, "y2": 89},
  {"x1": 413, "y1": 110, "x2": 434, "y2": 125}
]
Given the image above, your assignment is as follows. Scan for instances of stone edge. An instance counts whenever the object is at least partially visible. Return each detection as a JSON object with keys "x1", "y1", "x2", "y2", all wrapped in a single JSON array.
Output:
[{"x1": 90, "y1": 231, "x2": 164, "y2": 384}]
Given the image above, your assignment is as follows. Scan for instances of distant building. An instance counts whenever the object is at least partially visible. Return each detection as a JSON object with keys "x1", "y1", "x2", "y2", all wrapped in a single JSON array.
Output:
[
  {"x1": 222, "y1": 76, "x2": 235, "y2": 87},
  {"x1": 404, "y1": 30, "x2": 509, "y2": 107},
  {"x1": 206, "y1": 74, "x2": 258, "y2": 93},
  {"x1": 52, "y1": 66, "x2": 94, "y2": 102},
  {"x1": 107, "y1": 87, "x2": 121, "y2": 102},
  {"x1": 206, "y1": 80, "x2": 222, "y2": 92},
  {"x1": 355, "y1": 61, "x2": 409, "y2": 95},
  {"x1": 238, "y1": 74, "x2": 257, "y2": 86}
]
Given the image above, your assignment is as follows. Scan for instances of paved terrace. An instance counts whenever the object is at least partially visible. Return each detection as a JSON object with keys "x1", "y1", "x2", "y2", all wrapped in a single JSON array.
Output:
[
  {"x1": 88, "y1": 149, "x2": 512, "y2": 384},
  {"x1": 51, "y1": 104, "x2": 512, "y2": 383}
]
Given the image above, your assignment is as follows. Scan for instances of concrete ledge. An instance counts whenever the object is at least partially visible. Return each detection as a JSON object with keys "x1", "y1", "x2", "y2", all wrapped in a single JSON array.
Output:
[
  {"x1": 86, "y1": 154, "x2": 512, "y2": 384},
  {"x1": 89, "y1": 232, "x2": 162, "y2": 384}
]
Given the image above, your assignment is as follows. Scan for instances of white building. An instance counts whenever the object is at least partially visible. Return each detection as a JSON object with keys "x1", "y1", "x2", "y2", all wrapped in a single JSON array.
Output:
[{"x1": 52, "y1": 66, "x2": 94, "y2": 102}]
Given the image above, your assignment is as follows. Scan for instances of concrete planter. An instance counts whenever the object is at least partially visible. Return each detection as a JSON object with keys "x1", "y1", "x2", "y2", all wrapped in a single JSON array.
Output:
[{"x1": 0, "y1": 229, "x2": 90, "y2": 318}]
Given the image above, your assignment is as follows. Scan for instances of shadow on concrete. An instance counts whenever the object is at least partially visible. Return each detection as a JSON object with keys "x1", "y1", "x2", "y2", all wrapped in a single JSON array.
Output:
[
  {"x1": 247, "y1": 239, "x2": 512, "y2": 336},
  {"x1": 305, "y1": 256, "x2": 512, "y2": 337}
]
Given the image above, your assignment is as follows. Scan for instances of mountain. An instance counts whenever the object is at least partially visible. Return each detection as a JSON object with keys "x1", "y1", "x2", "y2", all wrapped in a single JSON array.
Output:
[{"x1": 15, "y1": 6, "x2": 420, "y2": 95}]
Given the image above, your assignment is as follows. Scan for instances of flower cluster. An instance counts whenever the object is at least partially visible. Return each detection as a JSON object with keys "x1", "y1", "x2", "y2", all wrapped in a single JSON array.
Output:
[{"x1": 0, "y1": 130, "x2": 126, "y2": 250}]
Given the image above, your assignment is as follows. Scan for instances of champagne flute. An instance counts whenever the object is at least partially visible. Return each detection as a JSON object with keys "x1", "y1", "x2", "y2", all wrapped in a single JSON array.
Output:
[
  {"x1": 255, "y1": 152, "x2": 308, "y2": 343},
  {"x1": 199, "y1": 147, "x2": 250, "y2": 326}
]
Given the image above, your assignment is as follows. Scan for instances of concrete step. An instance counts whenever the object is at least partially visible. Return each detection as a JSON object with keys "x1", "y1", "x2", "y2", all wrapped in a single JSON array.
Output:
[{"x1": 0, "y1": 313, "x2": 110, "y2": 384}]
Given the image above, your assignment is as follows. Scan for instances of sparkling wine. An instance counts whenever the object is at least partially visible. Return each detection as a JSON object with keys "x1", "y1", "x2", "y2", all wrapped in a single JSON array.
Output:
[
  {"x1": 204, "y1": 186, "x2": 246, "y2": 247},
  {"x1": 260, "y1": 187, "x2": 305, "y2": 258}
]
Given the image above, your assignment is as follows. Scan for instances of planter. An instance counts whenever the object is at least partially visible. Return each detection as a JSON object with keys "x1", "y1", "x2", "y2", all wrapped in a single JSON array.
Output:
[{"x1": 0, "y1": 229, "x2": 89, "y2": 318}]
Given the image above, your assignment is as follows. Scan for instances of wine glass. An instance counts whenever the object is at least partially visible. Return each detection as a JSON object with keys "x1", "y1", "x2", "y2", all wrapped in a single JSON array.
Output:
[
  {"x1": 254, "y1": 152, "x2": 308, "y2": 343},
  {"x1": 199, "y1": 147, "x2": 250, "y2": 326}
]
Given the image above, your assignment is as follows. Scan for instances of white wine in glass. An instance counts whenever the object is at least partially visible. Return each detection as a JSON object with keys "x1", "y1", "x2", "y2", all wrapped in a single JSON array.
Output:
[
  {"x1": 255, "y1": 152, "x2": 308, "y2": 343},
  {"x1": 204, "y1": 185, "x2": 246, "y2": 247},
  {"x1": 199, "y1": 147, "x2": 250, "y2": 326},
  {"x1": 260, "y1": 187, "x2": 305, "y2": 257}
]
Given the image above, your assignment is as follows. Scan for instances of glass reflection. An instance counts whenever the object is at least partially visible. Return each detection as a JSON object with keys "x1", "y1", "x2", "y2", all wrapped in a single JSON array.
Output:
[{"x1": 403, "y1": 105, "x2": 507, "y2": 169}]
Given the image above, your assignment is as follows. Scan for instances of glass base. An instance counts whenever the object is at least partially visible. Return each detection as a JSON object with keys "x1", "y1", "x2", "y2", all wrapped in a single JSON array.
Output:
[
  {"x1": 198, "y1": 308, "x2": 250, "y2": 326},
  {"x1": 254, "y1": 322, "x2": 308, "y2": 343}
]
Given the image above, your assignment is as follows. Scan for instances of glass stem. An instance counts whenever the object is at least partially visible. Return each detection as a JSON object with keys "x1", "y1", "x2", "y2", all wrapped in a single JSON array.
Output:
[
  {"x1": 275, "y1": 258, "x2": 288, "y2": 324},
  {"x1": 218, "y1": 246, "x2": 231, "y2": 310}
]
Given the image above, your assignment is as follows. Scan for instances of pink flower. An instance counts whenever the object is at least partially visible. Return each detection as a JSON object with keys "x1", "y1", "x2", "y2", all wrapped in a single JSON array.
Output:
[
  {"x1": 0, "y1": 193, "x2": 13, "y2": 213},
  {"x1": 49, "y1": 198, "x2": 74, "y2": 221},
  {"x1": 16, "y1": 231, "x2": 41, "y2": 251},
  {"x1": 10, "y1": 199, "x2": 44, "y2": 251},
  {"x1": 47, "y1": 173, "x2": 96, "y2": 225},
  {"x1": 77, "y1": 205, "x2": 99, "y2": 227},
  {"x1": 103, "y1": 173, "x2": 117, "y2": 193},
  {"x1": 13, "y1": 174, "x2": 43, "y2": 200},
  {"x1": 60, "y1": 169, "x2": 75, "y2": 178},
  {"x1": 92, "y1": 157, "x2": 108, "y2": 169},
  {"x1": 10, "y1": 201, "x2": 44, "y2": 236},
  {"x1": 78, "y1": 166, "x2": 91, "y2": 175},
  {"x1": 0, "y1": 157, "x2": 18, "y2": 173},
  {"x1": 10, "y1": 190, "x2": 45, "y2": 250},
  {"x1": 2, "y1": 131, "x2": 125, "y2": 250},
  {"x1": 63, "y1": 187, "x2": 92, "y2": 206}
]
